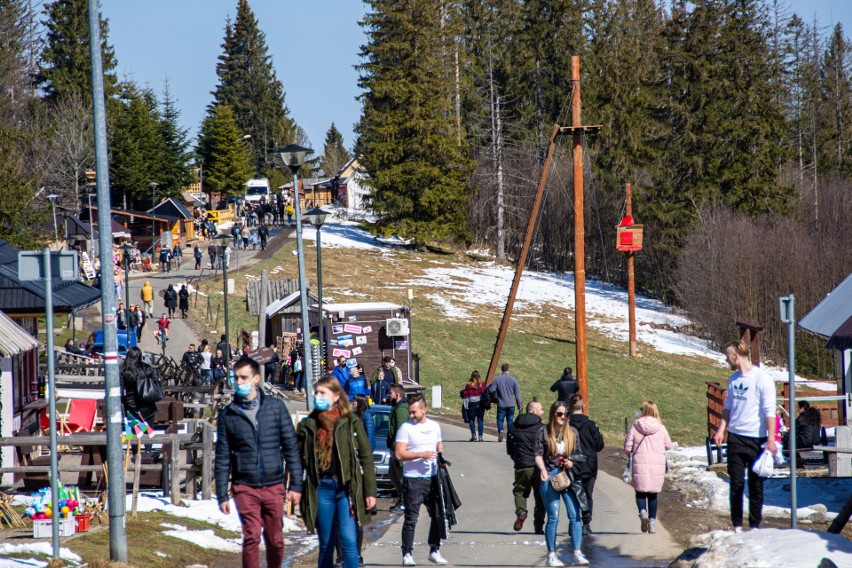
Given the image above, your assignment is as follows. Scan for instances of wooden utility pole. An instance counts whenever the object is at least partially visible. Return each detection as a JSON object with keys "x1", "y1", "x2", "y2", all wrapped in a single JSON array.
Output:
[
  {"x1": 485, "y1": 125, "x2": 561, "y2": 385},
  {"x1": 626, "y1": 184, "x2": 637, "y2": 357}
]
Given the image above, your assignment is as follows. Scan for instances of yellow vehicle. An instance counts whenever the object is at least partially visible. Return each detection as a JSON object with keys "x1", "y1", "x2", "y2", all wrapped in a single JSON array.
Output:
[{"x1": 207, "y1": 210, "x2": 222, "y2": 224}]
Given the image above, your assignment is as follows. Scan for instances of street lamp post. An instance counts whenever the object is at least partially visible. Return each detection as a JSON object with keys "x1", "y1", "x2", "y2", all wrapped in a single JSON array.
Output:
[
  {"x1": 274, "y1": 145, "x2": 314, "y2": 410},
  {"x1": 306, "y1": 207, "x2": 330, "y2": 374},
  {"x1": 213, "y1": 233, "x2": 233, "y2": 357},
  {"x1": 150, "y1": 182, "x2": 159, "y2": 255},
  {"x1": 46, "y1": 194, "x2": 59, "y2": 250},
  {"x1": 86, "y1": 193, "x2": 96, "y2": 257}
]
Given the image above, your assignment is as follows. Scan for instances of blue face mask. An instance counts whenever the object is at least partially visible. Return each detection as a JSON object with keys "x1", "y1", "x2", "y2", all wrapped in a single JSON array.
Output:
[
  {"x1": 235, "y1": 382, "x2": 254, "y2": 398},
  {"x1": 314, "y1": 397, "x2": 332, "y2": 411}
]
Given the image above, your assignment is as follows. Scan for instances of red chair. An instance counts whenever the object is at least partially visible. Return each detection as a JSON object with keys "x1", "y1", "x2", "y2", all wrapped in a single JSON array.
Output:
[{"x1": 60, "y1": 399, "x2": 98, "y2": 434}]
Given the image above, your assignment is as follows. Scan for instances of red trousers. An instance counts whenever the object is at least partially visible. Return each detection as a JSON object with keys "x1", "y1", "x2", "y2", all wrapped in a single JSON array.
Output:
[{"x1": 233, "y1": 483, "x2": 286, "y2": 568}]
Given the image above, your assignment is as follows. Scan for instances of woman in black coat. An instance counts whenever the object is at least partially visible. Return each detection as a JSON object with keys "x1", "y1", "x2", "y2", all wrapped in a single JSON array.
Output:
[
  {"x1": 178, "y1": 284, "x2": 190, "y2": 318},
  {"x1": 164, "y1": 284, "x2": 178, "y2": 319},
  {"x1": 121, "y1": 347, "x2": 159, "y2": 423}
]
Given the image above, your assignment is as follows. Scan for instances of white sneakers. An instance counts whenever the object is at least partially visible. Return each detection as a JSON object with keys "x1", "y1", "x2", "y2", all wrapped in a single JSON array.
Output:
[
  {"x1": 733, "y1": 526, "x2": 744, "y2": 534},
  {"x1": 639, "y1": 509, "x2": 649, "y2": 533},
  {"x1": 573, "y1": 550, "x2": 590, "y2": 565},
  {"x1": 546, "y1": 552, "x2": 564, "y2": 567},
  {"x1": 403, "y1": 552, "x2": 416, "y2": 566},
  {"x1": 648, "y1": 518, "x2": 657, "y2": 534},
  {"x1": 428, "y1": 550, "x2": 448, "y2": 565}
]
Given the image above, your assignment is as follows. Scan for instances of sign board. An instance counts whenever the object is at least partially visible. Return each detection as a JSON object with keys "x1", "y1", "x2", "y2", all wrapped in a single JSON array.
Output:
[
  {"x1": 160, "y1": 231, "x2": 173, "y2": 249},
  {"x1": 616, "y1": 224, "x2": 643, "y2": 252},
  {"x1": 18, "y1": 251, "x2": 79, "y2": 282},
  {"x1": 248, "y1": 347, "x2": 276, "y2": 365},
  {"x1": 80, "y1": 252, "x2": 96, "y2": 280},
  {"x1": 431, "y1": 385, "x2": 442, "y2": 409}
]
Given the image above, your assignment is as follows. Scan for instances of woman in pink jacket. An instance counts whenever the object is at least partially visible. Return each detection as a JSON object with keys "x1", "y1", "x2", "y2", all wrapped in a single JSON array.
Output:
[{"x1": 624, "y1": 400, "x2": 672, "y2": 534}]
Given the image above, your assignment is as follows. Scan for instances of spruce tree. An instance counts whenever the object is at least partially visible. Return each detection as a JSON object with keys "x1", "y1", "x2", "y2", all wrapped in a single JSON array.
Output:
[
  {"x1": 357, "y1": 0, "x2": 474, "y2": 244},
  {"x1": 211, "y1": 0, "x2": 297, "y2": 174},
  {"x1": 38, "y1": 0, "x2": 117, "y2": 104},
  {"x1": 819, "y1": 24, "x2": 852, "y2": 176},
  {"x1": 157, "y1": 80, "x2": 193, "y2": 196},
  {"x1": 319, "y1": 123, "x2": 350, "y2": 177},
  {"x1": 109, "y1": 82, "x2": 165, "y2": 209},
  {"x1": 196, "y1": 103, "x2": 254, "y2": 198}
]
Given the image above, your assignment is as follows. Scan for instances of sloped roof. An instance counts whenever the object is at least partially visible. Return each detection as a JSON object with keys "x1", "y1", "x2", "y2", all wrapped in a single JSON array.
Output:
[
  {"x1": 0, "y1": 309, "x2": 38, "y2": 356},
  {"x1": 266, "y1": 291, "x2": 319, "y2": 318},
  {"x1": 0, "y1": 240, "x2": 101, "y2": 314},
  {"x1": 800, "y1": 272, "x2": 852, "y2": 339},
  {"x1": 150, "y1": 197, "x2": 193, "y2": 220},
  {"x1": 826, "y1": 315, "x2": 852, "y2": 351}
]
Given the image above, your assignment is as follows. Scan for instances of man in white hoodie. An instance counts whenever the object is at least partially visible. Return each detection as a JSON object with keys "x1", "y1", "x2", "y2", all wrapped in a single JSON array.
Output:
[{"x1": 712, "y1": 339, "x2": 777, "y2": 532}]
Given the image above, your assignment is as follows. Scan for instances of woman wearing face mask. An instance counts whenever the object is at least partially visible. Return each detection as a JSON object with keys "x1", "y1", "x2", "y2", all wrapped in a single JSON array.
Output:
[{"x1": 297, "y1": 377, "x2": 377, "y2": 568}]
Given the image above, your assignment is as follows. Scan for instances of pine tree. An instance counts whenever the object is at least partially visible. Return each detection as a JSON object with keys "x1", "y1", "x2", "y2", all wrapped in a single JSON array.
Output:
[
  {"x1": 0, "y1": 0, "x2": 34, "y2": 114},
  {"x1": 109, "y1": 82, "x2": 165, "y2": 210},
  {"x1": 319, "y1": 123, "x2": 350, "y2": 177},
  {"x1": 819, "y1": 24, "x2": 852, "y2": 176},
  {"x1": 196, "y1": 103, "x2": 254, "y2": 198},
  {"x1": 157, "y1": 80, "x2": 193, "y2": 196},
  {"x1": 38, "y1": 0, "x2": 117, "y2": 104},
  {"x1": 357, "y1": 0, "x2": 474, "y2": 244},
  {"x1": 212, "y1": 0, "x2": 298, "y2": 174}
]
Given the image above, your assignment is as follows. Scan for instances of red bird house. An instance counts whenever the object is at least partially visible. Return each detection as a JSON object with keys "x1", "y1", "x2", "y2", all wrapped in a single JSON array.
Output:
[{"x1": 616, "y1": 215, "x2": 643, "y2": 252}]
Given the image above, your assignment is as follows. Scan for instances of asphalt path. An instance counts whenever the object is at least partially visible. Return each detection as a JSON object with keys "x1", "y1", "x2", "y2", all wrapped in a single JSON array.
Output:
[{"x1": 359, "y1": 417, "x2": 682, "y2": 568}]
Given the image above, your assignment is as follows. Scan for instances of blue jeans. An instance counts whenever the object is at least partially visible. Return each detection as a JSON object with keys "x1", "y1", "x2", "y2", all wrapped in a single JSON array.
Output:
[
  {"x1": 540, "y1": 467, "x2": 582, "y2": 553},
  {"x1": 316, "y1": 477, "x2": 359, "y2": 568},
  {"x1": 496, "y1": 406, "x2": 515, "y2": 433},
  {"x1": 201, "y1": 369, "x2": 213, "y2": 384},
  {"x1": 294, "y1": 371, "x2": 304, "y2": 391},
  {"x1": 468, "y1": 404, "x2": 483, "y2": 437}
]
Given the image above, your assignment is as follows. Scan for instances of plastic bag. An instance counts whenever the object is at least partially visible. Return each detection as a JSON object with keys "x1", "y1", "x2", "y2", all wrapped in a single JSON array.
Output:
[{"x1": 752, "y1": 449, "x2": 774, "y2": 478}]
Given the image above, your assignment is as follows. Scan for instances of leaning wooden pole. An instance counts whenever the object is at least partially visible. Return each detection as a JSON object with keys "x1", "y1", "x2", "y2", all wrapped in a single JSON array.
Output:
[
  {"x1": 571, "y1": 56, "x2": 589, "y2": 409},
  {"x1": 626, "y1": 183, "x2": 637, "y2": 357},
  {"x1": 485, "y1": 125, "x2": 561, "y2": 385}
]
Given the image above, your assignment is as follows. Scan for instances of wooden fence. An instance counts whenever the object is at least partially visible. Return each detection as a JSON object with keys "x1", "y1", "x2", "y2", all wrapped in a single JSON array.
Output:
[{"x1": 247, "y1": 278, "x2": 300, "y2": 316}]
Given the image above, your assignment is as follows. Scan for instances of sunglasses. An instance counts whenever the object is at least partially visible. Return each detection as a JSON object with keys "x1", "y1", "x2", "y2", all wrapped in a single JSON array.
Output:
[{"x1": 555, "y1": 412, "x2": 568, "y2": 418}]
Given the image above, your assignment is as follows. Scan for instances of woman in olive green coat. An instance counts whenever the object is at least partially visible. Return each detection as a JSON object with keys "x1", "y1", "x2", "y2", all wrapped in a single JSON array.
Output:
[{"x1": 297, "y1": 376, "x2": 377, "y2": 568}]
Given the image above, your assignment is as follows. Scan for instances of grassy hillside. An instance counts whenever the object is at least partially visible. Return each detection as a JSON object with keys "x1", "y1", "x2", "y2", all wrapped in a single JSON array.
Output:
[{"x1": 191, "y1": 236, "x2": 725, "y2": 446}]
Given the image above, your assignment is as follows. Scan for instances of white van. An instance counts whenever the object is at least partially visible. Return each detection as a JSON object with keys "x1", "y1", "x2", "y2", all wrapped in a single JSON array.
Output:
[{"x1": 244, "y1": 178, "x2": 271, "y2": 204}]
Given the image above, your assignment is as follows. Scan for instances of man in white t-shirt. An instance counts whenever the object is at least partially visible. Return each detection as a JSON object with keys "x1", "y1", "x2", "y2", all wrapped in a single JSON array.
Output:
[
  {"x1": 712, "y1": 340, "x2": 777, "y2": 532},
  {"x1": 395, "y1": 393, "x2": 447, "y2": 566}
]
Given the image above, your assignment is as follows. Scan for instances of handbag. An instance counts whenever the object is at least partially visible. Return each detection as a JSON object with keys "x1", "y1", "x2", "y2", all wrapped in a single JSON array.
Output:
[
  {"x1": 550, "y1": 468, "x2": 571, "y2": 492},
  {"x1": 622, "y1": 434, "x2": 647, "y2": 484},
  {"x1": 138, "y1": 371, "x2": 164, "y2": 403}
]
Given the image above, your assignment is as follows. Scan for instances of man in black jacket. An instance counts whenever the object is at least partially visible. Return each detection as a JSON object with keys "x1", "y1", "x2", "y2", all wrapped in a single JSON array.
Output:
[
  {"x1": 550, "y1": 367, "x2": 578, "y2": 403},
  {"x1": 506, "y1": 400, "x2": 546, "y2": 533},
  {"x1": 568, "y1": 393, "x2": 605, "y2": 535},
  {"x1": 215, "y1": 357, "x2": 302, "y2": 568}
]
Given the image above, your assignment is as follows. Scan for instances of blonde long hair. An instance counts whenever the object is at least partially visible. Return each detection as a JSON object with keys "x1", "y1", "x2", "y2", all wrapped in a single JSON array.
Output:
[
  {"x1": 315, "y1": 376, "x2": 351, "y2": 417},
  {"x1": 545, "y1": 401, "x2": 575, "y2": 458},
  {"x1": 641, "y1": 400, "x2": 661, "y2": 421}
]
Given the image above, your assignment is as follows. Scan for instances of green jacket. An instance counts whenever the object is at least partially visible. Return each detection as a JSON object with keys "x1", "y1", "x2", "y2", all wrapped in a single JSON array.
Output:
[
  {"x1": 371, "y1": 365, "x2": 400, "y2": 385},
  {"x1": 387, "y1": 401, "x2": 409, "y2": 449},
  {"x1": 297, "y1": 412, "x2": 377, "y2": 534}
]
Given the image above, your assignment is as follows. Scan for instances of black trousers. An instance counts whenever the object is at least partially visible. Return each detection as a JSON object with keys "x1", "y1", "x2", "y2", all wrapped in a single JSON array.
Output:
[
  {"x1": 401, "y1": 476, "x2": 441, "y2": 554},
  {"x1": 727, "y1": 432, "x2": 767, "y2": 528},
  {"x1": 579, "y1": 476, "x2": 596, "y2": 526}
]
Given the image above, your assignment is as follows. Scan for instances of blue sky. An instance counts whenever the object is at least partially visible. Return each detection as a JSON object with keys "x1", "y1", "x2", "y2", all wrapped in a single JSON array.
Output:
[{"x1": 97, "y1": 0, "x2": 851, "y2": 156}]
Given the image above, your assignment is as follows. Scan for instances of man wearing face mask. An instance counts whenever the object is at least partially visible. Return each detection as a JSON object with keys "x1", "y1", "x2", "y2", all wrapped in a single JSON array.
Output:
[
  {"x1": 215, "y1": 357, "x2": 303, "y2": 568},
  {"x1": 372, "y1": 356, "x2": 400, "y2": 385}
]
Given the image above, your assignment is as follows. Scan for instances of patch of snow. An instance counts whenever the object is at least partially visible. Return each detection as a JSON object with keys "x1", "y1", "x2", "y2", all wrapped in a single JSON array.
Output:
[
  {"x1": 425, "y1": 294, "x2": 471, "y2": 320},
  {"x1": 692, "y1": 528, "x2": 852, "y2": 567},
  {"x1": 155, "y1": 551, "x2": 169, "y2": 558},
  {"x1": 666, "y1": 446, "x2": 852, "y2": 521},
  {"x1": 298, "y1": 224, "x2": 382, "y2": 251},
  {"x1": 129, "y1": 491, "x2": 305, "y2": 534},
  {"x1": 0, "y1": 542, "x2": 81, "y2": 564},
  {"x1": 162, "y1": 528, "x2": 243, "y2": 553}
]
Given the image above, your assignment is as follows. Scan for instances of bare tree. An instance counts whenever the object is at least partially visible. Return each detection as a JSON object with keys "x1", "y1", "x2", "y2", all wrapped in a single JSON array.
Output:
[{"x1": 44, "y1": 91, "x2": 94, "y2": 212}]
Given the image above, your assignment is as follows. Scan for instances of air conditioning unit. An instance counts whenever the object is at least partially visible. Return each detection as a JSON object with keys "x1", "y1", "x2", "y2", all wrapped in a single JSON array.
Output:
[{"x1": 386, "y1": 318, "x2": 409, "y2": 336}]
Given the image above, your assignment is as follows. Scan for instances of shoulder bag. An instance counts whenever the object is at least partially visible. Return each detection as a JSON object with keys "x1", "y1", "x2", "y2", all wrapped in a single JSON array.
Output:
[
  {"x1": 622, "y1": 434, "x2": 646, "y2": 484},
  {"x1": 138, "y1": 369, "x2": 165, "y2": 404},
  {"x1": 550, "y1": 467, "x2": 571, "y2": 491}
]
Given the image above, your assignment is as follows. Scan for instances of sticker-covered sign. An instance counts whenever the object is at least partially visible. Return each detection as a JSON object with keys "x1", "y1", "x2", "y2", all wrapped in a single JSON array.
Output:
[
  {"x1": 332, "y1": 348, "x2": 351, "y2": 357},
  {"x1": 394, "y1": 340, "x2": 409, "y2": 351},
  {"x1": 362, "y1": 326, "x2": 372, "y2": 333},
  {"x1": 337, "y1": 334, "x2": 354, "y2": 347},
  {"x1": 332, "y1": 324, "x2": 344, "y2": 334},
  {"x1": 352, "y1": 347, "x2": 363, "y2": 355},
  {"x1": 344, "y1": 324, "x2": 362, "y2": 334},
  {"x1": 356, "y1": 335, "x2": 368, "y2": 345}
]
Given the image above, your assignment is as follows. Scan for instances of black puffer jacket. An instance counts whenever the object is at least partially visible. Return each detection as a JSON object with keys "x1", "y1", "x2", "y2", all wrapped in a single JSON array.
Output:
[
  {"x1": 550, "y1": 376, "x2": 578, "y2": 403},
  {"x1": 506, "y1": 412, "x2": 545, "y2": 469},
  {"x1": 215, "y1": 391, "x2": 303, "y2": 504},
  {"x1": 569, "y1": 413, "x2": 605, "y2": 479}
]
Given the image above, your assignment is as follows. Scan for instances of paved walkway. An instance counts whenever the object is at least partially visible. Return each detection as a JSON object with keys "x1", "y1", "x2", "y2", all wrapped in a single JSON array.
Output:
[
  {"x1": 122, "y1": 226, "x2": 290, "y2": 359},
  {"x1": 362, "y1": 418, "x2": 682, "y2": 567}
]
